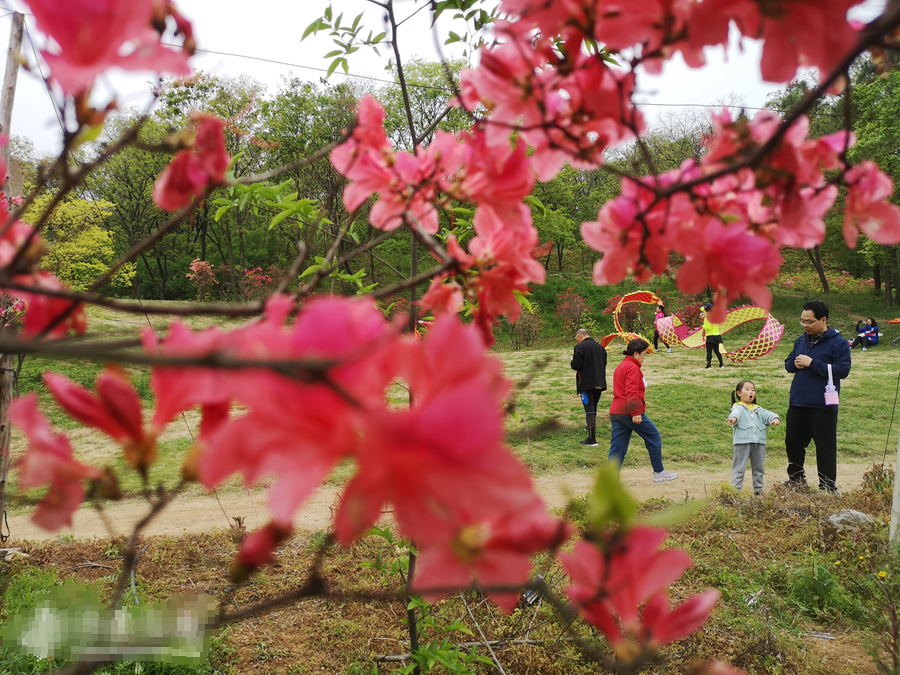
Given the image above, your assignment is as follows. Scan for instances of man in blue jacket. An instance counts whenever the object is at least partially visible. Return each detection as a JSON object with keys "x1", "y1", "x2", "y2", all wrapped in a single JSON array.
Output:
[{"x1": 784, "y1": 300, "x2": 851, "y2": 493}]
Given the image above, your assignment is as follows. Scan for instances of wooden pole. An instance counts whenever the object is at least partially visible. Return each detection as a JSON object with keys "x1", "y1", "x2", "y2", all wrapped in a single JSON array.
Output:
[
  {"x1": 0, "y1": 13, "x2": 23, "y2": 194},
  {"x1": 0, "y1": 13, "x2": 23, "y2": 536}
]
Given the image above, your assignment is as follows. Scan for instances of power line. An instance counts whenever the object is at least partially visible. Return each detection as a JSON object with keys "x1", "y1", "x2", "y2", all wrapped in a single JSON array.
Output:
[
  {"x1": 7, "y1": 7, "x2": 900, "y2": 123},
  {"x1": 22, "y1": 15, "x2": 63, "y2": 133},
  {"x1": 185, "y1": 44, "x2": 900, "y2": 124},
  {"x1": 173, "y1": 43, "x2": 454, "y2": 93},
  {"x1": 634, "y1": 100, "x2": 900, "y2": 124}
]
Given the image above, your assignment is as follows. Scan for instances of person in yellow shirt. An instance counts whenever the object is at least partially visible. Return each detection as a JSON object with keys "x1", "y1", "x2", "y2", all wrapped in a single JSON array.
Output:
[{"x1": 701, "y1": 303, "x2": 724, "y2": 368}]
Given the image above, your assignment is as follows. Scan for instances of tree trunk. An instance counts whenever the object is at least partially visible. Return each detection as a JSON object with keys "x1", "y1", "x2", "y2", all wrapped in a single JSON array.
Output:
[
  {"x1": 874, "y1": 265, "x2": 882, "y2": 292},
  {"x1": 557, "y1": 243, "x2": 564, "y2": 271},
  {"x1": 544, "y1": 250, "x2": 552, "y2": 270},
  {"x1": 239, "y1": 225, "x2": 245, "y2": 270},
  {"x1": 199, "y1": 206, "x2": 208, "y2": 261},
  {"x1": 886, "y1": 270, "x2": 893, "y2": 309},
  {"x1": 807, "y1": 247, "x2": 829, "y2": 293},
  {"x1": 225, "y1": 217, "x2": 241, "y2": 301},
  {"x1": 0, "y1": 301, "x2": 15, "y2": 534},
  {"x1": 155, "y1": 256, "x2": 168, "y2": 300}
]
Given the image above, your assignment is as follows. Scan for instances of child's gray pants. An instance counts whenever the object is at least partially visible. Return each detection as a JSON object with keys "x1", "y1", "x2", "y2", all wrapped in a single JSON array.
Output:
[{"x1": 732, "y1": 442, "x2": 766, "y2": 492}]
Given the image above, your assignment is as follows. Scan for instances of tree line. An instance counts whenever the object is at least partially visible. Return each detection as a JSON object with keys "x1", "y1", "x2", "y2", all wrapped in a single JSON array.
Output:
[{"x1": 12, "y1": 55, "x2": 900, "y2": 306}]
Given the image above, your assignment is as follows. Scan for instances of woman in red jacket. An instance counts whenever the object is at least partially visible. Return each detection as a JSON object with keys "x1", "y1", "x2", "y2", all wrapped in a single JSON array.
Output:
[{"x1": 608, "y1": 339, "x2": 678, "y2": 482}]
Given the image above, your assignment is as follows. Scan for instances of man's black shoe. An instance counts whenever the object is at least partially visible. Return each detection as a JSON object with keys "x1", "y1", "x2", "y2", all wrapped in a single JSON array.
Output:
[{"x1": 579, "y1": 438, "x2": 598, "y2": 446}]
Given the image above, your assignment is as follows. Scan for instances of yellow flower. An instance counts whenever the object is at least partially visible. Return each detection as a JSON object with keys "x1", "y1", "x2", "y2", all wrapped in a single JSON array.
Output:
[
  {"x1": 834, "y1": 561, "x2": 841, "y2": 566},
  {"x1": 879, "y1": 571, "x2": 887, "y2": 579},
  {"x1": 859, "y1": 556, "x2": 865, "y2": 561}
]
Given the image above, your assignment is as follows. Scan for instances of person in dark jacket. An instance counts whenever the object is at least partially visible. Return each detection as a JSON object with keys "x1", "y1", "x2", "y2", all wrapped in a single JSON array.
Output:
[
  {"x1": 783, "y1": 300, "x2": 851, "y2": 493},
  {"x1": 571, "y1": 328, "x2": 608, "y2": 447},
  {"x1": 849, "y1": 317, "x2": 878, "y2": 350}
]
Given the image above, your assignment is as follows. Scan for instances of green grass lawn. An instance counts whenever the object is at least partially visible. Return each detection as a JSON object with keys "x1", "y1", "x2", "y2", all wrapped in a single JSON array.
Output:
[
  {"x1": 503, "y1": 318, "x2": 900, "y2": 474},
  {"x1": 8, "y1": 292, "x2": 900, "y2": 506}
]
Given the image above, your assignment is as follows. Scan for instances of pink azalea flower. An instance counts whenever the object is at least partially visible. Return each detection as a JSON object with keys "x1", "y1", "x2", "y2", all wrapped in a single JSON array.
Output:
[
  {"x1": 844, "y1": 161, "x2": 900, "y2": 248},
  {"x1": 560, "y1": 529, "x2": 718, "y2": 653},
  {"x1": 26, "y1": 0, "x2": 193, "y2": 95},
  {"x1": 10, "y1": 393, "x2": 102, "y2": 531},
  {"x1": 334, "y1": 316, "x2": 531, "y2": 545},
  {"x1": 640, "y1": 589, "x2": 721, "y2": 647},
  {"x1": 413, "y1": 499, "x2": 571, "y2": 612},
  {"x1": 153, "y1": 113, "x2": 230, "y2": 211},
  {"x1": 676, "y1": 218, "x2": 781, "y2": 323},
  {"x1": 10, "y1": 271, "x2": 88, "y2": 339},
  {"x1": 44, "y1": 365, "x2": 157, "y2": 472},
  {"x1": 154, "y1": 295, "x2": 403, "y2": 527}
]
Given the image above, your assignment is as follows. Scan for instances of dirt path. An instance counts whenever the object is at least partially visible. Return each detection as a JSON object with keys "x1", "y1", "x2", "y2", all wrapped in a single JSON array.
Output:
[{"x1": 5, "y1": 462, "x2": 876, "y2": 542}]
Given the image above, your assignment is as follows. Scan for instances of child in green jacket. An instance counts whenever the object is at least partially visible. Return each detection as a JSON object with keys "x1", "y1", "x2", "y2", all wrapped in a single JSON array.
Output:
[{"x1": 726, "y1": 380, "x2": 780, "y2": 495}]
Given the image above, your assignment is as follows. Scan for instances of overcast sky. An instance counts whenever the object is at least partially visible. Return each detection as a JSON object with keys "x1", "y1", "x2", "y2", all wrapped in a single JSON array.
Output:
[{"x1": 0, "y1": 0, "x2": 888, "y2": 155}]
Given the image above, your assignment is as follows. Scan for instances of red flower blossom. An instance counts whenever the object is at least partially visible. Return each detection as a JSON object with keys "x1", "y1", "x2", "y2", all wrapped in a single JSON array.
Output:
[
  {"x1": 560, "y1": 529, "x2": 717, "y2": 652},
  {"x1": 413, "y1": 499, "x2": 570, "y2": 612},
  {"x1": 844, "y1": 161, "x2": 900, "y2": 248},
  {"x1": 10, "y1": 393, "x2": 102, "y2": 531},
  {"x1": 232, "y1": 522, "x2": 292, "y2": 581},
  {"x1": 11, "y1": 271, "x2": 88, "y2": 339},
  {"x1": 44, "y1": 365, "x2": 157, "y2": 473},
  {"x1": 153, "y1": 113, "x2": 230, "y2": 211},
  {"x1": 26, "y1": 0, "x2": 193, "y2": 95}
]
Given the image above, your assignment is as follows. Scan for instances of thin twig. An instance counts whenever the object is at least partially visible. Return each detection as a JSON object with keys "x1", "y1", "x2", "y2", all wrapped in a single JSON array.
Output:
[
  {"x1": 460, "y1": 592, "x2": 507, "y2": 674},
  {"x1": 109, "y1": 481, "x2": 186, "y2": 604}
]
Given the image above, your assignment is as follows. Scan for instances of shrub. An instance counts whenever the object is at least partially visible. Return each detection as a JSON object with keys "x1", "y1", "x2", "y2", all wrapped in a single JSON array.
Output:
[
  {"x1": 240, "y1": 265, "x2": 283, "y2": 301},
  {"x1": 504, "y1": 303, "x2": 544, "y2": 350},
  {"x1": 185, "y1": 259, "x2": 217, "y2": 301},
  {"x1": 554, "y1": 288, "x2": 589, "y2": 336}
]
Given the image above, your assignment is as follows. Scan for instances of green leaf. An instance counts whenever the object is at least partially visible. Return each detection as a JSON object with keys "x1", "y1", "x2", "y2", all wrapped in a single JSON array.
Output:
[
  {"x1": 586, "y1": 462, "x2": 639, "y2": 531},
  {"x1": 371, "y1": 32, "x2": 386, "y2": 44},
  {"x1": 302, "y1": 18, "x2": 324, "y2": 40},
  {"x1": 324, "y1": 49, "x2": 343, "y2": 58},
  {"x1": 268, "y1": 209, "x2": 293, "y2": 229},
  {"x1": 324, "y1": 5, "x2": 332, "y2": 21},
  {"x1": 524, "y1": 195, "x2": 547, "y2": 217},
  {"x1": 643, "y1": 498, "x2": 708, "y2": 527},
  {"x1": 513, "y1": 289, "x2": 533, "y2": 313},
  {"x1": 214, "y1": 205, "x2": 231, "y2": 222},
  {"x1": 327, "y1": 58, "x2": 342, "y2": 78},
  {"x1": 299, "y1": 265, "x2": 322, "y2": 278},
  {"x1": 74, "y1": 122, "x2": 105, "y2": 147}
]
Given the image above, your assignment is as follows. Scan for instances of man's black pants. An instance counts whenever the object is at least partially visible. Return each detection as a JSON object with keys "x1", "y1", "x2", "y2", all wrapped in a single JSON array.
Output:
[
  {"x1": 785, "y1": 405, "x2": 838, "y2": 491},
  {"x1": 582, "y1": 389, "x2": 603, "y2": 441}
]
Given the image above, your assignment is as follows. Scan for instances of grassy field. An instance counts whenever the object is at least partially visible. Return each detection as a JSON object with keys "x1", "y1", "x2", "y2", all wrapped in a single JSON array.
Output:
[
  {"x1": 8, "y1": 291, "x2": 900, "y2": 504},
  {"x1": 503, "y1": 321, "x2": 900, "y2": 478},
  {"x1": 0, "y1": 293, "x2": 898, "y2": 674}
]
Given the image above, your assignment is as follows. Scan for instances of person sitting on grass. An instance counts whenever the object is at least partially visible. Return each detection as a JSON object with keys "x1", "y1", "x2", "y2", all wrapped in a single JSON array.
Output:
[{"x1": 849, "y1": 317, "x2": 879, "y2": 351}]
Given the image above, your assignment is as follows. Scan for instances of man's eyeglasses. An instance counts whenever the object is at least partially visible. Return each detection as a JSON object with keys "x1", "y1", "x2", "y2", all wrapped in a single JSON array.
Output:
[{"x1": 799, "y1": 319, "x2": 821, "y2": 326}]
